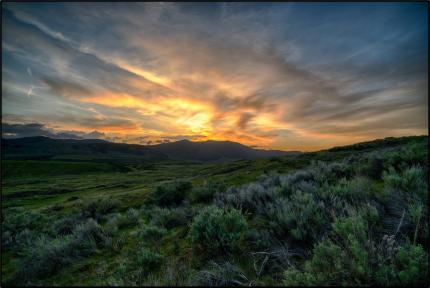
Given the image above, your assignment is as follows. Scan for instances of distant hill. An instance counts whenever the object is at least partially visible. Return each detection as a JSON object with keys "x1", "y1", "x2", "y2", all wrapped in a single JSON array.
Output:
[
  {"x1": 1, "y1": 136, "x2": 296, "y2": 163},
  {"x1": 326, "y1": 135, "x2": 428, "y2": 152},
  {"x1": 1, "y1": 136, "x2": 168, "y2": 163},
  {"x1": 151, "y1": 139, "x2": 295, "y2": 162}
]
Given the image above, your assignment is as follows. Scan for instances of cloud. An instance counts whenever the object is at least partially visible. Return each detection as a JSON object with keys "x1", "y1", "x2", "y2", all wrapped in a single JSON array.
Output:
[
  {"x1": 2, "y1": 123, "x2": 54, "y2": 138},
  {"x1": 2, "y1": 122, "x2": 106, "y2": 140},
  {"x1": 237, "y1": 112, "x2": 255, "y2": 129},
  {"x1": 42, "y1": 76, "x2": 92, "y2": 98},
  {"x1": 8, "y1": 7, "x2": 72, "y2": 43},
  {"x1": 84, "y1": 130, "x2": 106, "y2": 139},
  {"x1": 2, "y1": 3, "x2": 427, "y2": 151}
]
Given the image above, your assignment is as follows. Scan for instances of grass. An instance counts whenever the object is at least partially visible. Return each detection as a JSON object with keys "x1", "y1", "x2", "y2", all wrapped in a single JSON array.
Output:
[{"x1": 1, "y1": 135, "x2": 428, "y2": 286}]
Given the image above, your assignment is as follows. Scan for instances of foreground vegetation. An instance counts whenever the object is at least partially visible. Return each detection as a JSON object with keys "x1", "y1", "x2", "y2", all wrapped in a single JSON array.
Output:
[{"x1": 1, "y1": 136, "x2": 428, "y2": 286}]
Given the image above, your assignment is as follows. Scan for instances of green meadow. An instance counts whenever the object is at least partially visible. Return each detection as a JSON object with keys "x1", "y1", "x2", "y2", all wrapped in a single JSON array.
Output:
[{"x1": 1, "y1": 136, "x2": 428, "y2": 286}]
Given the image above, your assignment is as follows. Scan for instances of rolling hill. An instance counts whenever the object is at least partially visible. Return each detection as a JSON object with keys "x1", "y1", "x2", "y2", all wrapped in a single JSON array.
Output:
[
  {"x1": 150, "y1": 139, "x2": 295, "y2": 162},
  {"x1": 1, "y1": 136, "x2": 296, "y2": 163}
]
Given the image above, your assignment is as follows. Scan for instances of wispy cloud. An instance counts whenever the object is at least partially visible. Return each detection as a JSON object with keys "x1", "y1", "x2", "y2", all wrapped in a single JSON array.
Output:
[{"x1": 2, "y1": 3, "x2": 427, "y2": 151}]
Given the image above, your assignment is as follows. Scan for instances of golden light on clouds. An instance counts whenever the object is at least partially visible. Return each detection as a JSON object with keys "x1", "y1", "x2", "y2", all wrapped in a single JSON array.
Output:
[
  {"x1": 2, "y1": 3, "x2": 427, "y2": 151},
  {"x1": 116, "y1": 61, "x2": 172, "y2": 87}
]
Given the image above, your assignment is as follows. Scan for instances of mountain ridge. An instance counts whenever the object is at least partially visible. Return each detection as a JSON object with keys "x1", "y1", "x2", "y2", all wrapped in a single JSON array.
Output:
[{"x1": 1, "y1": 136, "x2": 298, "y2": 163}]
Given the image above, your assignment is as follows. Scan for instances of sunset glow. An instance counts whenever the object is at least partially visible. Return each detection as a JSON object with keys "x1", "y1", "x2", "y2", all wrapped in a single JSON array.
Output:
[{"x1": 2, "y1": 3, "x2": 428, "y2": 151}]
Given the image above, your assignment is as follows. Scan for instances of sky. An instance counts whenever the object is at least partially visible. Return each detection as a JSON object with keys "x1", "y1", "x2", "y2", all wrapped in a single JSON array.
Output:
[{"x1": 2, "y1": 2, "x2": 428, "y2": 151}]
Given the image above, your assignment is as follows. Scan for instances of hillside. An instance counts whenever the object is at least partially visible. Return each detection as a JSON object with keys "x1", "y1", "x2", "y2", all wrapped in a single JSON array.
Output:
[
  {"x1": 1, "y1": 137, "x2": 294, "y2": 163},
  {"x1": 1, "y1": 135, "x2": 428, "y2": 286},
  {"x1": 1, "y1": 136, "x2": 167, "y2": 162},
  {"x1": 151, "y1": 139, "x2": 295, "y2": 162}
]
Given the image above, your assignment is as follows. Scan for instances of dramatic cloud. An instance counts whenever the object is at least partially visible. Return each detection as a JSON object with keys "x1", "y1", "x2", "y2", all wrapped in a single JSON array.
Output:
[
  {"x1": 2, "y1": 122, "x2": 105, "y2": 140},
  {"x1": 2, "y1": 3, "x2": 427, "y2": 151}
]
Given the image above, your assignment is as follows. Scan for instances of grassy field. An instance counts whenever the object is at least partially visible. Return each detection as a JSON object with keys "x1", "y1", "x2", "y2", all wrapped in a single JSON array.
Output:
[{"x1": 1, "y1": 136, "x2": 428, "y2": 286}]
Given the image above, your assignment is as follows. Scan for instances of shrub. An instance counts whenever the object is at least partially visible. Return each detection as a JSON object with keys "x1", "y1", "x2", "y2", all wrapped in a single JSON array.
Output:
[
  {"x1": 188, "y1": 206, "x2": 248, "y2": 255},
  {"x1": 385, "y1": 142, "x2": 428, "y2": 171},
  {"x1": 283, "y1": 215, "x2": 374, "y2": 286},
  {"x1": 382, "y1": 166, "x2": 427, "y2": 196},
  {"x1": 283, "y1": 267, "x2": 314, "y2": 286},
  {"x1": 53, "y1": 215, "x2": 82, "y2": 236},
  {"x1": 3, "y1": 208, "x2": 51, "y2": 236},
  {"x1": 375, "y1": 242, "x2": 428, "y2": 285},
  {"x1": 393, "y1": 243, "x2": 428, "y2": 285},
  {"x1": 189, "y1": 180, "x2": 226, "y2": 204},
  {"x1": 2, "y1": 209, "x2": 55, "y2": 254},
  {"x1": 279, "y1": 170, "x2": 314, "y2": 196},
  {"x1": 20, "y1": 235, "x2": 75, "y2": 280},
  {"x1": 104, "y1": 217, "x2": 119, "y2": 237},
  {"x1": 106, "y1": 262, "x2": 128, "y2": 286},
  {"x1": 46, "y1": 203, "x2": 65, "y2": 212},
  {"x1": 82, "y1": 198, "x2": 119, "y2": 220},
  {"x1": 70, "y1": 218, "x2": 106, "y2": 256},
  {"x1": 328, "y1": 177, "x2": 373, "y2": 202},
  {"x1": 355, "y1": 152, "x2": 386, "y2": 179},
  {"x1": 246, "y1": 228, "x2": 276, "y2": 251},
  {"x1": 135, "y1": 248, "x2": 164, "y2": 275},
  {"x1": 66, "y1": 196, "x2": 80, "y2": 202},
  {"x1": 214, "y1": 183, "x2": 278, "y2": 215},
  {"x1": 332, "y1": 215, "x2": 367, "y2": 242},
  {"x1": 197, "y1": 261, "x2": 249, "y2": 286},
  {"x1": 408, "y1": 202, "x2": 424, "y2": 225},
  {"x1": 309, "y1": 161, "x2": 352, "y2": 185},
  {"x1": 332, "y1": 216, "x2": 371, "y2": 282},
  {"x1": 267, "y1": 191, "x2": 328, "y2": 242},
  {"x1": 107, "y1": 209, "x2": 140, "y2": 229},
  {"x1": 2, "y1": 230, "x2": 13, "y2": 249},
  {"x1": 14, "y1": 229, "x2": 36, "y2": 254},
  {"x1": 125, "y1": 208, "x2": 140, "y2": 226},
  {"x1": 137, "y1": 224, "x2": 167, "y2": 242},
  {"x1": 258, "y1": 171, "x2": 282, "y2": 189},
  {"x1": 103, "y1": 234, "x2": 127, "y2": 253},
  {"x1": 149, "y1": 206, "x2": 195, "y2": 229},
  {"x1": 19, "y1": 218, "x2": 108, "y2": 282},
  {"x1": 146, "y1": 259, "x2": 199, "y2": 286},
  {"x1": 366, "y1": 153, "x2": 385, "y2": 179},
  {"x1": 151, "y1": 180, "x2": 192, "y2": 206},
  {"x1": 283, "y1": 240, "x2": 346, "y2": 285},
  {"x1": 359, "y1": 203, "x2": 380, "y2": 227}
]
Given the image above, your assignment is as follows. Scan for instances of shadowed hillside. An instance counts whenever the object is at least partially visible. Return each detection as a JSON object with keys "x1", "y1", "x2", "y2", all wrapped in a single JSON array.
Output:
[
  {"x1": 151, "y1": 139, "x2": 296, "y2": 162},
  {"x1": 1, "y1": 137, "x2": 295, "y2": 163}
]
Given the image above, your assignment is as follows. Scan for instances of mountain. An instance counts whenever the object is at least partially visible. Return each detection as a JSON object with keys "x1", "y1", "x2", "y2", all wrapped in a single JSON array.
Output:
[
  {"x1": 151, "y1": 139, "x2": 294, "y2": 162},
  {"x1": 1, "y1": 137, "x2": 296, "y2": 163},
  {"x1": 1, "y1": 136, "x2": 168, "y2": 162}
]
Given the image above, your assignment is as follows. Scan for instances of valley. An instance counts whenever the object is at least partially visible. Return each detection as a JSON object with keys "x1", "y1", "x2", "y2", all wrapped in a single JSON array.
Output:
[{"x1": 1, "y1": 135, "x2": 428, "y2": 285}]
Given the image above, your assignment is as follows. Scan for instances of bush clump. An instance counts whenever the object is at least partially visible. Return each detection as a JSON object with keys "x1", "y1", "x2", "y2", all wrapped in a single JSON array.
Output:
[
  {"x1": 138, "y1": 224, "x2": 167, "y2": 243},
  {"x1": 268, "y1": 190, "x2": 328, "y2": 243},
  {"x1": 375, "y1": 241, "x2": 428, "y2": 286},
  {"x1": 82, "y1": 198, "x2": 119, "y2": 220},
  {"x1": 189, "y1": 180, "x2": 226, "y2": 204},
  {"x1": 53, "y1": 215, "x2": 83, "y2": 236},
  {"x1": 149, "y1": 206, "x2": 195, "y2": 229},
  {"x1": 188, "y1": 206, "x2": 248, "y2": 255},
  {"x1": 19, "y1": 219, "x2": 107, "y2": 282},
  {"x1": 135, "y1": 248, "x2": 164, "y2": 275},
  {"x1": 197, "y1": 261, "x2": 250, "y2": 286},
  {"x1": 151, "y1": 180, "x2": 192, "y2": 206},
  {"x1": 106, "y1": 208, "x2": 140, "y2": 230}
]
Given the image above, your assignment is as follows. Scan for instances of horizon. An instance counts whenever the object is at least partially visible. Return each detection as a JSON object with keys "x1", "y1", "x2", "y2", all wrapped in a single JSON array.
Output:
[
  {"x1": 2, "y1": 134, "x2": 427, "y2": 153},
  {"x1": 2, "y1": 2, "x2": 428, "y2": 152}
]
